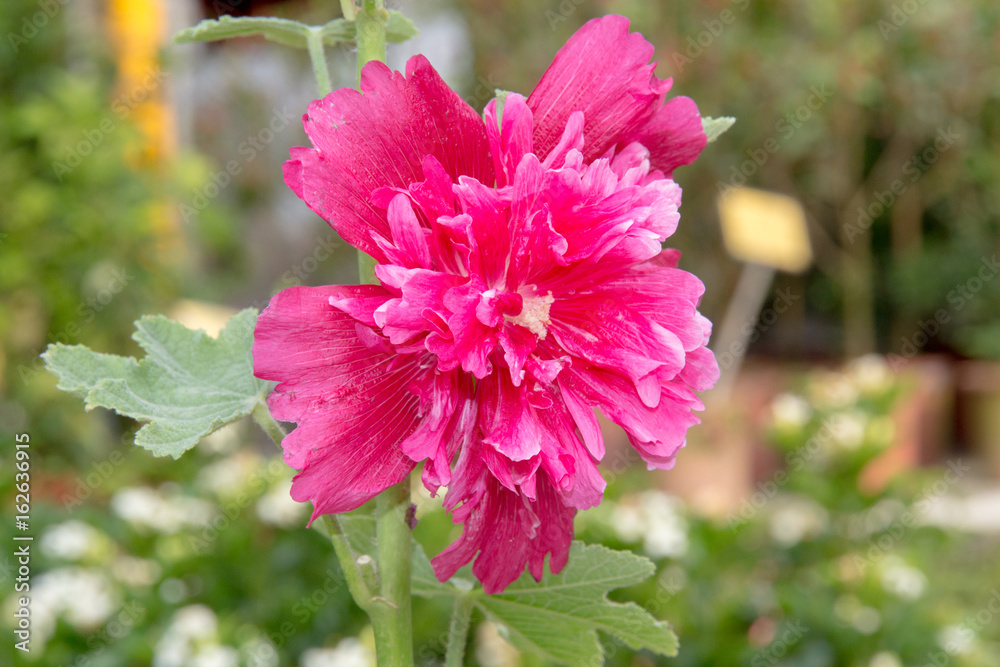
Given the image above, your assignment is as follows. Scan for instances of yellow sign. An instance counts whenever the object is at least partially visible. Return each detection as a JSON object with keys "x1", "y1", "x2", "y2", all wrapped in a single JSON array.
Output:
[{"x1": 717, "y1": 187, "x2": 812, "y2": 273}]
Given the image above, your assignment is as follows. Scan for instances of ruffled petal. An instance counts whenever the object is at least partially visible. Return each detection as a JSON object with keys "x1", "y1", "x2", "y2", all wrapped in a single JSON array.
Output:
[
  {"x1": 561, "y1": 362, "x2": 703, "y2": 471},
  {"x1": 253, "y1": 286, "x2": 423, "y2": 520},
  {"x1": 433, "y1": 467, "x2": 575, "y2": 594},
  {"x1": 285, "y1": 55, "x2": 494, "y2": 261},
  {"x1": 527, "y1": 15, "x2": 669, "y2": 163},
  {"x1": 622, "y1": 95, "x2": 707, "y2": 177}
]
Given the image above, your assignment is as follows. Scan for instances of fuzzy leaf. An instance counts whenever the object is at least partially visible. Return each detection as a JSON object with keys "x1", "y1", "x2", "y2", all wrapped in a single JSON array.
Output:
[
  {"x1": 412, "y1": 542, "x2": 474, "y2": 598},
  {"x1": 413, "y1": 541, "x2": 677, "y2": 664},
  {"x1": 175, "y1": 12, "x2": 416, "y2": 49},
  {"x1": 320, "y1": 11, "x2": 417, "y2": 44},
  {"x1": 42, "y1": 309, "x2": 272, "y2": 458},
  {"x1": 174, "y1": 16, "x2": 313, "y2": 48},
  {"x1": 703, "y1": 115, "x2": 736, "y2": 143},
  {"x1": 475, "y1": 543, "x2": 677, "y2": 664},
  {"x1": 336, "y1": 514, "x2": 377, "y2": 560},
  {"x1": 384, "y1": 11, "x2": 419, "y2": 43}
]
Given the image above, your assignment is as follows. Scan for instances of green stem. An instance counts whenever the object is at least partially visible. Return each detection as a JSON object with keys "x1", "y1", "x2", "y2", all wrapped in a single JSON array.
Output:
[
  {"x1": 352, "y1": 8, "x2": 413, "y2": 662},
  {"x1": 251, "y1": 401, "x2": 287, "y2": 445},
  {"x1": 252, "y1": 403, "x2": 379, "y2": 617},
  {"x1": 321, "y1": 516, "x2": 377, "y2": 611},
  {"x1": 369, "y1": 478, "x2": 413, "y2": 666},
  {"x1": 339, "y1": 0, "x2": 357, "y2": 21},
  {"x1": 444, "y1": 594, "x2": 474, "y2": 667},
  {"x1": 355, "y1": 0, "x2": 387, "y2": 84},
  {"x1": 353, "y1": 0, "x2": 386, "y2": 286},
  {"x1": 305, "y1": 27, "x2": 332, "y2": 97}
]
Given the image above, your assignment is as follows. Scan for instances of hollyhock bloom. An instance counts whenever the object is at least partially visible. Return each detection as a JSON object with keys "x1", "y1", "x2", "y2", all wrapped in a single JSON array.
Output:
[{"x1": 254, "y1": 15, "x2": 718, "y2": 594}]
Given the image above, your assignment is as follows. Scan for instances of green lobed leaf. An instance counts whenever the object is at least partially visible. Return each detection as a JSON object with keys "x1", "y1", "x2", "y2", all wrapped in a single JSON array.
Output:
[
  {"x1": 384, "y1": 10, "x2": 419, "y2": 43},
  {"x1": 42, "y1": 309, "x2": 273, "y2": 458},
  {"x1": 703, "y1": 115, "x2": 737, "y2": 143},
  {"x1": 413, "y1": 541, "x2": 677, "y2": 665},
  {"x1": 175, "y1": 11, "x2": 416, "y2": 49},
  {"x1": 174, "y1": 16, "x2": 314, "y2": 48},
  {"x1": 337, "y1": 513, "x2": 377, "y2": 561},
  {"x1": 412, "y1": 542, "x2": 474, "y2": 599}
]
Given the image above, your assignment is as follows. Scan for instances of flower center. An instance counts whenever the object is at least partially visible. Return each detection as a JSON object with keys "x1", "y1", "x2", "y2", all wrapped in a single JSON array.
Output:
[{"x1": 509, "y1": 290, "x2": 555, "y2": 340}]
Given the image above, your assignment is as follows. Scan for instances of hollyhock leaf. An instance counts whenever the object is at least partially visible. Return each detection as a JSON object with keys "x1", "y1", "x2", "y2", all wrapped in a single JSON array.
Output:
[
  {"x1": 322, "y1": 12, "x2": 417, "y2": 44},
  {"x1": 702, "y1": 116, "x2": 736, "y2": 143},
  {"x1": 42, "y1": 309, "x2": 273, "y2": 459},
  {"x1": 324, "y1": 513, "x2": 378, "y2": 563},
  {"x1": 491, "y1": 89, "x2": 514, "y2": 128},
  {"x1": 412, "y1": 542, "x2": 472, "y2": 597},
  {"x1": 174, "y1": 16, "x2": 312, "y2": 48},
  {"x1": 174, "y1": 13, "x2": 416, "y2": 49},
  {"x1": 384, "y1": 11, "x2": 419, "y2": 43},
  {"x1": 474, "y1": 542, "x2": 678, "y2": 664}
]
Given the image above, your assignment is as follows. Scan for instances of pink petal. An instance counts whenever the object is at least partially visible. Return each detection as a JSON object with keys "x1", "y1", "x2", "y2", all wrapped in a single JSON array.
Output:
[
  {"x1": 562, "y1": 363, "x2": 701, "y2": 471},
  {"x1": 485, "y1": 93, "x2": 535, "y2": 187},
  {"x1": 400, "y1": 371, "x2": 475, "y2": 494},
  {"x1": 433, "y1": 470, "x2": 575, "y2": 594},
  {"x1": 527, "y1": 15, "x2": 669, "y2": 164},
  {"x1": 285, "y1": 55, "x2": 493, "y2": 261},
  {"x1": 622, "y1": 95, "x2": 707, "y2": 177},
  {"x1": 479, "y1": 371, "x2": 543, "y2": 462},
  {"x1": 253, "y1": 286, "x2": 422, "y2": 520}
]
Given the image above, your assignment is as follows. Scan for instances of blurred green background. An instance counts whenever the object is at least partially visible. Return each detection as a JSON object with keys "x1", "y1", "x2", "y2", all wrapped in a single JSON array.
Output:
[{"x1": 2, "y1": 0, "x2": 1000, "y2": 665}]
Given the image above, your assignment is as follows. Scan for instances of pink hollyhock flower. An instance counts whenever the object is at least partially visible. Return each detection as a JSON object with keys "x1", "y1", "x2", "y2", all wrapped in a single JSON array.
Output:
[{"x1": 254, "y1": 15, "x2": 718, "y2": 594}]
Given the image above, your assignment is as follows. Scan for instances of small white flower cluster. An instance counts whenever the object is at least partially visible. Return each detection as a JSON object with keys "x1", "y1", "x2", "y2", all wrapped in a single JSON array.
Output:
[
  {"x1": 770, "y1": 355, "x2": 897, "y2": 460},
  {"x1": 879, "y1": 556, "x2": 927, "y2": 600},
  {"x1": 937, "y1": 624, "x2": 978, "y2": 656},
  {"x1": 868, "y1": 650, "x2": 903, "y2": 667},
  {"x1": 771, "y1": 393, "x2": 813, "y2": 429},
  {"x1": 612, "y1": 491, "x2": 688, "y2": 559},
  {"x1": 3, "y1": 566, "x2": 119, "y2": 650},
  {"x1": 256, "y1": 479, "x2": 308, "y2": 528},
  {"x1": 767, "y1": 496, "x2": 828, "y2": 547},
  {"x1": 40, "y1": 519, "x2": 106, "y2": 561},
  {"x1": 834, "y1": 595, "x2": 882, "y2": 635},
  {"x1": 197, "y1": 450, "x2": 265, "y2": 498},
  {"x1": 828, "y1": 410, "x2": 868, "y2": 451},
  {"x1": 846, "y1": 354, "x2": 894, "y2": 396},
  {"x1": 806, "y1": 355, "x2": 893, "y2": 410},
  {"x1": 110, "y1": 486, "x2": 216, "y2": 534},
  {"x1": 153, "y1": 605, "x2": 238, "y2": 667},
  {"x1": 299, "y1": 638, "x2": 375, "y2": 667}
]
